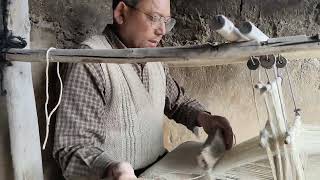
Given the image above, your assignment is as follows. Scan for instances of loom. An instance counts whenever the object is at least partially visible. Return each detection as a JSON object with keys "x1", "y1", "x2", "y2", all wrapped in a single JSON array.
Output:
[{"x1": 138, "y1": 17, "x2": 320, "y2": 180}]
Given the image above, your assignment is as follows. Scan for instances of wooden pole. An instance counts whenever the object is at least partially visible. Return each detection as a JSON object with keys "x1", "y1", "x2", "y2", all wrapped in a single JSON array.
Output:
[
  {"x1": 2, "y1": 0, "x2": 44, "y2": 179},
  {"x1": 3, "y1": 35, "x2": 320, "y2": 67}
]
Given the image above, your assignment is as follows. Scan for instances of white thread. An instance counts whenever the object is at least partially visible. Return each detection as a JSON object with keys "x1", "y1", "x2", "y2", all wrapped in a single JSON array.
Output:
[
  {"x1": 273, "y1": 65, "x2": 289, "y2": 131},
  {"x1": 249, "y1": 70, "x2": 262, "y2": 129},
  {"x1": 148, "y1": 168, "x2": 208, "y2": 180},
  {"x1": 258, "y1": 67, "x2": 261, "y2": 82},
  {"x1": 167, "y1": 171, "x2": 207, "y2": 180},
  {"x1": 42, "y1": 47, "x2": 63, "y2": 150}
]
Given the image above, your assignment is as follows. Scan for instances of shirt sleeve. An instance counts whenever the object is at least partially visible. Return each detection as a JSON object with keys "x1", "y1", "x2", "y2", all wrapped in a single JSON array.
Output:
[
  {"x1": 163, "y1": 65, "x2": 208, "y2": 130},
  {"x1": 53, "y1": 63, "x2": 115, "y2": 179}
]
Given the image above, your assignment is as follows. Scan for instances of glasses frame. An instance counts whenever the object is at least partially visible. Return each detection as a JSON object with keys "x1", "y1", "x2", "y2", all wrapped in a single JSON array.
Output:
[{"x1": 125, "y1": 3, "x2": 176, "y2": 33}]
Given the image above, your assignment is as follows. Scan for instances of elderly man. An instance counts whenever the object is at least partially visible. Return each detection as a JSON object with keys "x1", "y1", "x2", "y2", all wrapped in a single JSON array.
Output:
[{"x1": 53, "y1": 0, "x2": 234, "y2": 179}]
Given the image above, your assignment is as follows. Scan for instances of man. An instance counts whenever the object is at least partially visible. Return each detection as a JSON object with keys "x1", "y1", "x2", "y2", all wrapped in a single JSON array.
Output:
[{"x1": 53, "y1": 0, "x2": 234, "y2": 179}]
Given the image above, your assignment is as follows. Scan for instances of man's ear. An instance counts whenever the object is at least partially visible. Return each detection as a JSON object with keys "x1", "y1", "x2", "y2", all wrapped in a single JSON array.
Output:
[{"x1": 113, "y1": 1, "x2": 128, "y2": 25}]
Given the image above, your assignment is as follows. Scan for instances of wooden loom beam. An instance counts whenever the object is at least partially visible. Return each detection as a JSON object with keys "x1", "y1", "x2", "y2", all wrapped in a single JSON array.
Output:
[{"x1": 3, "y1": 35, "x2": 320, "y2": 67}]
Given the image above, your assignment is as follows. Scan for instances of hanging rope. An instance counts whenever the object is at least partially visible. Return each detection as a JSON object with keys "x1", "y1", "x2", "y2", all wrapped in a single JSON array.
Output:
[
  {"x1": 264, "y1": 69, "x2": 270, "y2": 83},
  {"x1": 272, "y1": 65, "x2": 289, "y2": 131},
  {"x1": 42, "y1": 47, "x2": 63, "y2": 150},
  {"x1": 285, "y1": 65, "x2": 299, "y2": 113},
  {"x1": 249, "y1": 70, "x2": 262, "y2": 129}
]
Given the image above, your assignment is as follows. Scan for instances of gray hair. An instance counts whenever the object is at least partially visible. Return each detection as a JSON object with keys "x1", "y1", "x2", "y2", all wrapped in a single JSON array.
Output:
[{"x1": 112, "y1": 0, "x2": 140, "y2": 9}]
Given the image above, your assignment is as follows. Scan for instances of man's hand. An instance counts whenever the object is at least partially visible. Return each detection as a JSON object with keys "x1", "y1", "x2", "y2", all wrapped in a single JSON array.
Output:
[
  {"x1": 197, "y1": 112, "x2": 234, "y2": 150},
  {"x1": 107, "y1": 162, "x2": 137, "y2": 180}
]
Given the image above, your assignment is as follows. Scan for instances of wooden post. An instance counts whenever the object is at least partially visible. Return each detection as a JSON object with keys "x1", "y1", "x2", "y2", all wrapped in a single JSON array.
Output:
[{"x1": 2, "y1": 0, "x2": 44, "y2": 179}]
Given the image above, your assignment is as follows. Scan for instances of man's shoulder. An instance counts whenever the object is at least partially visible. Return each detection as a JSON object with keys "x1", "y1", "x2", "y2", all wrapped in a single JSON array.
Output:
[{"x1": 62, "y1": 62, "x2": 102, "y2": 78}]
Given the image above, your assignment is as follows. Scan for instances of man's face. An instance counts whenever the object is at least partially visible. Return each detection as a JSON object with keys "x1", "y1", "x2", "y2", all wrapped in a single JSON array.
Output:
[{"x1": 114, "y1": 0, "x2": 171, "y2": 48}]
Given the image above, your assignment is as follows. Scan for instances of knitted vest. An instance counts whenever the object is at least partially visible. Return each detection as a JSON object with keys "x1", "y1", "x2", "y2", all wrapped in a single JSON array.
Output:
[{"x1": 82, "y1": 35, "x2": 166, "y2": 169}]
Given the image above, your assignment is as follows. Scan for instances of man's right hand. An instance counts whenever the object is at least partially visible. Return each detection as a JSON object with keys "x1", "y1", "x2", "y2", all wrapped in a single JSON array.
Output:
[
  {"x1": 108, "y1": 162, "x2": 137, "y2": 180},
  {"x1": 197, "y1": 112, "x2": 234, "y2": 150}
]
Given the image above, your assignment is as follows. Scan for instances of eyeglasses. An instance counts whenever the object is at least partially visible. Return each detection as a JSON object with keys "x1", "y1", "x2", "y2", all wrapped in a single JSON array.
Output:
[{"x1": 126, "y1": 4, "x2": 176, "y2": 33}]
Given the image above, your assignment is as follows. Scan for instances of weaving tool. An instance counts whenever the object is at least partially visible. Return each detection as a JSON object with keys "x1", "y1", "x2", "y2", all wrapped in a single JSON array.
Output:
[{"x1": 197, "y1": 129, "x2": 226, "y2": 170}]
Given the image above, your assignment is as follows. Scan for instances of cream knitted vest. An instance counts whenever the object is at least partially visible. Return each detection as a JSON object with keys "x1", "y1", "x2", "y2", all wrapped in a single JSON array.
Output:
[{"x1": 82, "y1": 35, "x2": 166, "y2": 169}]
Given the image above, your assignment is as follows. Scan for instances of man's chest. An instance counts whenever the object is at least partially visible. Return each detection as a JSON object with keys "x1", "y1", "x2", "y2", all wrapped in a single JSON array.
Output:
[{"x1": 132, "y1": 63, "x2": 150, "y2": 91}]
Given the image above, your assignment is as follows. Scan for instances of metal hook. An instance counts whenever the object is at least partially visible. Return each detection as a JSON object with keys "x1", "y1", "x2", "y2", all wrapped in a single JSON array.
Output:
[
  {"x1": 276, "y1": 55, "x2": 287, "y2": 68},
  {"x1": 247, "y1": 56, "x2": 260, "y2": 70}
]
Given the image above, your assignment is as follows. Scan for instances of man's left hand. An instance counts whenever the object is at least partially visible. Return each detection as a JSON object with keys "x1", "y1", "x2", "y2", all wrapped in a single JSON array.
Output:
[{"x1": 197, "y1": 112, "x2": 234, "y2": 150}]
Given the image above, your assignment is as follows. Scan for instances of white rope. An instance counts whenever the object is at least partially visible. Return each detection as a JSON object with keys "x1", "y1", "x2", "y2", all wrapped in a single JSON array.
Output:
[
  {"x1": 262, "y1": 83, "x2": 284, "y2": 180},
  {"x1": 258, "y1": 66, "x2": 261, "y2": 82},
  {"x1": 249, "y1": 70, "x2": 262, "y2": 129},
  {"x1": 260, "y1": 125, "x2": 278, "y2": 180},
  {"x1": 272, "y1": 66, "x2": 289, "y2": 131},
  {"x1": 250, "y1": 68, "x2": 279, "y2": 179},
  {"x1": 265, "y1": 69, "x2": 270, "y2": 82},
  {"x1": 285, "y1": 65, "x2": 298, "y2": 112},
  {"x1": 42, "y1": 47, "x2": 63, "y2": 150},
  {"x1": 288, "y1": 114, "x2": 306, "y2": 180}
]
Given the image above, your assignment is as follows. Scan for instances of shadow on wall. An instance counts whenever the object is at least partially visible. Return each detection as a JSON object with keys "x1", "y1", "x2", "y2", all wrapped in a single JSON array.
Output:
[{"x1": 30, "y1": 0, "x2": 113, "y2": 48}]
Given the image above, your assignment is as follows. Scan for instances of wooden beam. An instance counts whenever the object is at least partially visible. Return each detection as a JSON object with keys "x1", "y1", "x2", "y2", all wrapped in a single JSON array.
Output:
[
  {"x1": 4, "y1": 35, "x2": 320, "y2": 67},
  {"x1": 2, "y1": 0, "x2": 44, "y2": 179}
]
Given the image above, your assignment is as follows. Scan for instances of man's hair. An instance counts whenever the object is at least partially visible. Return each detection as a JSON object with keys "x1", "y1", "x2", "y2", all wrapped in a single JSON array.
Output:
[{"x1": 112, "y1": 0, "x2": 140, "y2": 10}]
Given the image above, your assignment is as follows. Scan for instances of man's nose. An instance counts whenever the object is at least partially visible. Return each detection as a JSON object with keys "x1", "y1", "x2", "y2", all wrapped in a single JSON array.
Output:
[{"x1": 155, "y1": 21, "x2": 166, "y2": 36}]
